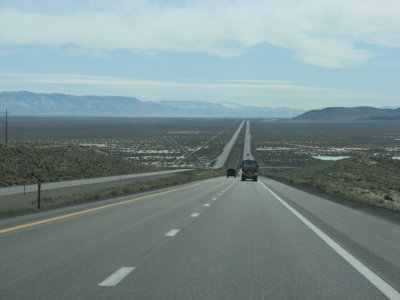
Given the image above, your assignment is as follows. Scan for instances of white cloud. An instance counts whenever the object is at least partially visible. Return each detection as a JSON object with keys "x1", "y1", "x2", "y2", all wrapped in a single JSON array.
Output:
[
  {"x1": 0, "y1": 73, "x2": 322, "y2": 90},
  {"x1": 0, "y1": 73, "x2": 398, "y2": 108},
  {"x1": 0, "y1": 0, "x2": 399, "y2": 67}
]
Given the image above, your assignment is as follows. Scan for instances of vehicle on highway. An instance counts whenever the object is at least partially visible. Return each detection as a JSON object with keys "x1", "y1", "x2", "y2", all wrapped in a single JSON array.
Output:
[
  {"x1": 241, "y1": 159, "x2": 258, "y2": 181},
  {"x1": 226, "y1": 168, "x2": 236, "y2": 178}
]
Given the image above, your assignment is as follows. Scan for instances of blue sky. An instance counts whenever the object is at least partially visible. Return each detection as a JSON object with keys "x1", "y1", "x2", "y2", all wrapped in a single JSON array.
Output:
[{"x1": 0, "y1": 0, "x2": 399, "y2": 109}]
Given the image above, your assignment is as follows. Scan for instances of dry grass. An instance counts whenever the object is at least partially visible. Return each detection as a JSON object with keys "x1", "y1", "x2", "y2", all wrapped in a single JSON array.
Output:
[
  {"x1": 0, "y1": 143, "x2": 159, "y2": 187},
  {"x1": 263, "y1": 156, "x2": 400, "y2": 211}
]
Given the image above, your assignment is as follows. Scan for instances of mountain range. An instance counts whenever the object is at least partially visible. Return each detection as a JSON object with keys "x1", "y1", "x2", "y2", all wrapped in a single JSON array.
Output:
[
  {"x1": 0, "y1": 91, "x2": 304, "y2": 118},
  {"x1": 2, "y1": 91, "x2": 398, "y2": 120},
  {"x1": 294, "y1": 106, "x2": 400, "y2": 121}
]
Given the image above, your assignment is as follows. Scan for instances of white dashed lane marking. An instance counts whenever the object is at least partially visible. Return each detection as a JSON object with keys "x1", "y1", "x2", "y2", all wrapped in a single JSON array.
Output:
[
  {"x1": 204, "y1": 204, "x2": 210, "y2": 207},
  {"x1": 190, "y1": 213, "x2": 200, "y2": 217},
  {"x1": 165, "y1": 229, "x2": 180, "y2": 237},
  {"x1": 98, "y1": 267, "x2": 135, "y2": 287},
  {"x1": 212, "y1": 198, "x2": 217, "y2": 201}
]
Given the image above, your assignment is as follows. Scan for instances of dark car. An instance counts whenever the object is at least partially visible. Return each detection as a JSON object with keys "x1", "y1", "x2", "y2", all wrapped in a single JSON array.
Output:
[{"x1": 226, "y1": 168, "x2": 236, "y2": 178}]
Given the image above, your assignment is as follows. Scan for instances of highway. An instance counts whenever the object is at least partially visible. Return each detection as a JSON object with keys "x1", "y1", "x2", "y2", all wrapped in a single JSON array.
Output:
[
  {"x1": 0, "y1": 176, "x2": 399, "y2": 299},
  {"x1": 243, "y1": 120, "x2": 255, "y2": 160},
  {"x1": 212, "y1": 121, "x2": 245, "y2": 169},
  {"x1": 1, "y1": 120, "x2": 399, "y2": 299},
  {"x1": 0, "y1": 169, "x2": 194, "y2": 197},
  {"x1": 1, "y1": 118, "x2": 244, "y2": 198}
]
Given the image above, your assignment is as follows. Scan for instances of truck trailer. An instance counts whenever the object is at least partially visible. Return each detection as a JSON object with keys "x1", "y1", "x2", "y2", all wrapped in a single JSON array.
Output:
[{"x1": 241, "y1": 159, "x2": 258, "y2": 181}]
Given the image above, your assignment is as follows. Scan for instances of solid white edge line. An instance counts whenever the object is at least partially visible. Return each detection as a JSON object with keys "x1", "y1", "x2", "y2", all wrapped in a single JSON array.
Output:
[
  {"x1": 190, "y1": 213, "x2": 200, "y2": 217},
  {"x1": 165, "y1": 229, "x2": 180, "y2": 237},
  {"x1": 259, "y1": 180, "x2": 400, "y2": 300},
  {"x1": 98, "y1": 267, "x2": 135, "y2": 287}
]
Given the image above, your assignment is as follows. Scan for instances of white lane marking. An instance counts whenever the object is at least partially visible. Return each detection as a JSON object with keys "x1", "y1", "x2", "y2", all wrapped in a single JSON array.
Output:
[
  {"x1": 218, "y1": 194, "x2": 222, "y2": 196},
  {"x1": 221, "y1": 191, "x2": 225, "y2": 193},
  {"x1": 165, "y1": 229, "x2": 180, "y2": 237},
  {"x1": 98, "y1": 267, "x2": 135, "y2": 287},
  {"x1": 204, "y1": 203, "x2": 210, "y2": 207},
  {"x1": 212, "y1": 197, "x2": 217, "y2": 201},
  {"x1": 259, "y1": 180, "x2": 400, "y2": 300},
  {"x1": 190, "y1": 213, "x2": 200, "y2": 217}
]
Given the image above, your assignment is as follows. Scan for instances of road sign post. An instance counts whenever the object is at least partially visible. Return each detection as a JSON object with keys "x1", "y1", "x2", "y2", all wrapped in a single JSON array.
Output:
[{"x1": 37, "y1": 179, "x2": 42, "y2": 209}]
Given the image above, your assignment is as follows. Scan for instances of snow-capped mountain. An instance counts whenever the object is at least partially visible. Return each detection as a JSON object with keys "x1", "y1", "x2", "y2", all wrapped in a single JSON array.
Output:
[{"x1": 0, "y1": 91, "x2": 304, "y2": 118}]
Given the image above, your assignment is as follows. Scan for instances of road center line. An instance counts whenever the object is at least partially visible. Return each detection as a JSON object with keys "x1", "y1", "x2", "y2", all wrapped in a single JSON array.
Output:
[
  {"x1": 165, "y1": 229, "x2": 180, "y2": 237},
  {"x1": 0, "y1": 180, "x2": 209, "y2": 235},
  {"x1": 98, "y1": 267, "x2": 135, "y2": 287},
  {"x1": 190, "y1": 213, "x2": 200, "y2": 217},
  {"x1": 259, "y1": 180, "x2": 400, "y2": 300}
]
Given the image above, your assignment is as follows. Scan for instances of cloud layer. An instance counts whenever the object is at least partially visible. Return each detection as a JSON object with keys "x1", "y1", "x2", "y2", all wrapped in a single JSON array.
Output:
[
  {"x1": 1, "y1": 72, "x2": 397, "y2": 109},
  {"x1": 0, "y1": 73, "x2": 322, "y2": 90},
  {"x1": 1, "y1": 0, "x2": 399, "y2": 68}
]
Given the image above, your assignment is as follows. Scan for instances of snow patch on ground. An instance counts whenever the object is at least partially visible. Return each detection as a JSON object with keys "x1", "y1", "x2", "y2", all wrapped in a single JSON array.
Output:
[{"x1": 312, "y1": 156, "x2": 350, "y2": 161}]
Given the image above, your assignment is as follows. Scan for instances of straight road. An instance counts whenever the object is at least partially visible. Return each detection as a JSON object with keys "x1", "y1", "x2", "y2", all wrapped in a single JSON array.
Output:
[
  {"x1": 0, "y1": 176, "x2": 399, "y2": 299},
  {"x1": 243, "y1": 120, "x2": 255, "y2": 160},
  {"x1": 212, "y1": 121, "x2": 245, "y2": 169}
]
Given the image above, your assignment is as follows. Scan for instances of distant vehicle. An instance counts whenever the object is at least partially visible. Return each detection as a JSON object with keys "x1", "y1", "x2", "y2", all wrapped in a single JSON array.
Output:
[
  {"x1": 226, "y1": 168, "x2": 236, "y2": 178},
  {"x1": 241, "y1": 159, "x2": 258, "y2": 181}
]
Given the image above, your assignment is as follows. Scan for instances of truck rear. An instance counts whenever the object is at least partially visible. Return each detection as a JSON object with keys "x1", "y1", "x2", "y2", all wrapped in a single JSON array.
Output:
[{"x1": 241, "y1": 159, "x2": 258, "y2": 181}]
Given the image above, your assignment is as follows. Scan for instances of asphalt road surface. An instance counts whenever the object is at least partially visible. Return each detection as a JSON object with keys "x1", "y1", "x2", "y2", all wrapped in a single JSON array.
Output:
[
  {"x1": 212, "y1": 121, "x2": 245, "y2": 169},
  {"x1": 243, "y1": 120, "x2": 255, "y2": 160},
  {"x1": 0, "y1": 176, "x2": 399, "y2": 299},
  {"x1": 0, "y1": 169, "x2": 194, "y2": 197}
]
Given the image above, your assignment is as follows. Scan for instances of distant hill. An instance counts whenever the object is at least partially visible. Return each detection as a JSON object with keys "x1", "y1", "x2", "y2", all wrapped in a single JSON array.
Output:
[
  {"x1": 0, "y1": 91, "x2": 304, "y2": 118},
  {"x1": 294, "y1": 106, "x2": 400, "y2": 121}
]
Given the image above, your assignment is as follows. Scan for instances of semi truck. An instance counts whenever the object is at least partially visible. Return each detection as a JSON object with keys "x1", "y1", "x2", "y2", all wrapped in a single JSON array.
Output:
[{"x1": 241, "y1": 159, "x2": 258, "y2": 181}]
